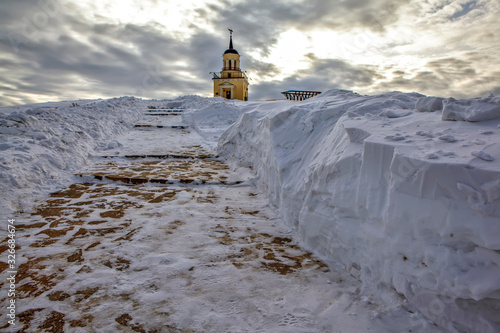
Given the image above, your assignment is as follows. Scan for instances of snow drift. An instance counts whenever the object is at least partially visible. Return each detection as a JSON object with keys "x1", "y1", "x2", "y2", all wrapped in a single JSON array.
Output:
[
  {"x1": 0, "y1": 97, "x2": 143, "y2": 215},
  {"x1": 180, "y1": 95, "x2": 248, "y2": 149},
  {"x1": 442, "y1": 96, "x2": 500, "y2": 122},
  {"x1": 217, "y1": 90, "x2": 500, "y2": 333}
]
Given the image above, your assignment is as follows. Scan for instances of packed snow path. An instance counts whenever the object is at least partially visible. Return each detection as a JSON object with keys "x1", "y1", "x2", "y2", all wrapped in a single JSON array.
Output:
[{"x1": 1, "y1": 104, "x2": 443, "y2": 332}]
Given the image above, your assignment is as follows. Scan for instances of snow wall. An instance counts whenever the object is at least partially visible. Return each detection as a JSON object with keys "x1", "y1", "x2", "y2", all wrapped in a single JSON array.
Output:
[{"x1": 217, "y1": 90, "x2": 500, "y2": 333}]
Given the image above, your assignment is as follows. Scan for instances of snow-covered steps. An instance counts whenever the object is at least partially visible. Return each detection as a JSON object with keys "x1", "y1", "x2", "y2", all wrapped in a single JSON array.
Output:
[
  {"x1": 134, "y1": 124, "x2": 188, "y2": 129},
  {"x1": 144, "y1": 107, "x2": 185, "y2": 116},
  {"x1": 99, "y1": 153, "x2": 215, "y2": 159},
  {"x1": 145, "y1": 109, "x2": 184, "y2": 113},
  {"x1": 107, "y1": 131, "x2": 213, "y2": 156},
  {"x1": 107, "y1": 124, "x2": 214, "y2": 156},
  {"x1": 146, "y1": 108, "x2": 184, "y2": 111},
  {"x1": 132, "y1": 115, "x2": 186, "y2": 127},
  {"x1": 75, "y1": 174, "x2": 245, "y2": 186},
  {"x1": 76, "y1": 158, "x2": 250, "y2": 185},
  {"x1": 145, "y1": 112, "x2": 183, "y2": 116}
]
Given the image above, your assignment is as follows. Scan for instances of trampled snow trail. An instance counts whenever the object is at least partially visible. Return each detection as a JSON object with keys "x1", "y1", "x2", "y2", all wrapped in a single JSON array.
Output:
[{"x1": 0, "y1": 104, "x2": 442, "y2": 332}]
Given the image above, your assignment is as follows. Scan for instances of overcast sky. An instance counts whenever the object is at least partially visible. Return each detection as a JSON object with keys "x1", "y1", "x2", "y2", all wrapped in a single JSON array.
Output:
[{"x1": 1, "y1": 0, "x2": 499, "y2": 106}]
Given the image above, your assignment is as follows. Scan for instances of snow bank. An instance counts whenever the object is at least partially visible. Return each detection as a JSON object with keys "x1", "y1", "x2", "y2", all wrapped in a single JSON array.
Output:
[
  {"x1": 416, "y1": 96, "x2": 445, "y2": 112},
  {"x1": 0, "y1": 97, "x2": 143, "y2": 215},
  {"x1": 179, "y1": 96, "x2": 250, "y2": 149},
  {"x1": 442, "y1": 96, "x2": 500, "y2": 121},
  {"x1": 217, "y1": 90, "x2": 500, "y2": 333}
]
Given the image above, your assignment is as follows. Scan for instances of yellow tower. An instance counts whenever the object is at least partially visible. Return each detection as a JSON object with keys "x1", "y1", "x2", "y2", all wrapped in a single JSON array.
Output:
[{"x1": 212, "y1": 30, "x2": 249, "y2": 101}]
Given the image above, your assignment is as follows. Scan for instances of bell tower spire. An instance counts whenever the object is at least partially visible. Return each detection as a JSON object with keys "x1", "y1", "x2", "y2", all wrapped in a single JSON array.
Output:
[{"x1": 228, "y1": 28, "x2": 234, "y2": 50}]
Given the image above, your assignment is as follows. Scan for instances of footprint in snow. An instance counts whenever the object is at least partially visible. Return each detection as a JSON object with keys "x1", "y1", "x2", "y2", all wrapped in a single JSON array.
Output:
[
  {"x1": 438, "y1": 134, "x2": 457, "y2": 143},
  {"x1": 384, "y1": 134, "x2": 406, "y2": 141},
  {"x1": 436, "y1": 150, "x2": 456, "y2": 157},
  {"x1": 416, "y1": 130, "x2": 434, "y2": 138},
  {"x1": 475, "y1": 139, "x2": 486, "y2": 145},
  {"x1": 425, "y1": 153, "x2": 439, "y2": 160},
  {"x1": 471, "y1": 150, "x2": 494, "y2": 161}
]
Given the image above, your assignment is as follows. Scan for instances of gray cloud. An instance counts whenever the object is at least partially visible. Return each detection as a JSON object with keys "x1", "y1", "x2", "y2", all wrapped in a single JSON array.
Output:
[
  {"x1": 300, "y1": 54, "x2": 381, "y2": 86},
  {"x1": 0, "y1": 1, "x2": 224, "y2": 105},
  {"x1": 210, "y1": 0, "x2": 410, "y2": 33},
  {"x1": 0, "y1": 0, "x2": 498, "y2": 106},
  {"x1": 450, "y1": 1, "x2": 478, "y2": 20},
  {"x1": 374, "y1": 57, "x2": 500, "y2": 98},
  {"x1": 202, "y1": 0, "x2": 411, "y2": 57},
  {"x1": 245, "y1": 58, "x2": 281, "y2": 80},
  {"x1": 249, "y1": 55, "x2": 381, "y2": 100}
]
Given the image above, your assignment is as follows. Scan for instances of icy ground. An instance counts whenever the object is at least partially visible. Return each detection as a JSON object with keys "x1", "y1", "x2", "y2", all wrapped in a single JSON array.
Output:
[{"x1": 0, "y1": 91, "x2": 499, "y2": 332}]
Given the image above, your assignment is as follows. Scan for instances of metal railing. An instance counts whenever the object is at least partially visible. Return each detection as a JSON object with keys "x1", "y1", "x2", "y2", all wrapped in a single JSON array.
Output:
[
  {"x1": 211, "y1": 71, "x2": 249, "y2": 80},
  {"x1": 281, "y1": 90, "x2": 322, "y2": 101}
]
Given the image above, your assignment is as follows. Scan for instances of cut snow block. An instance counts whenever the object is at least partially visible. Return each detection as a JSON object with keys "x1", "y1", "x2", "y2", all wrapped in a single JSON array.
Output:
[
  {"x1": 442, "y1": 96, "x2": 500, "y2": 122},
  {"x1": 344, "y1": 126, "x2": 371, "y2": 143},
  {"x1": 415, "y1": 96, "x2": 444, "y2": 112}
]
